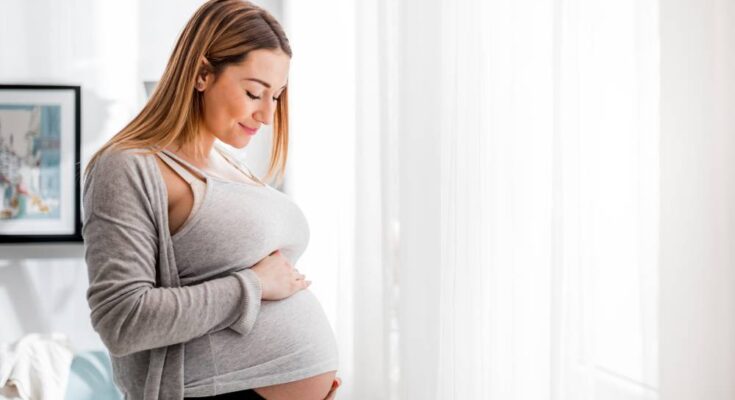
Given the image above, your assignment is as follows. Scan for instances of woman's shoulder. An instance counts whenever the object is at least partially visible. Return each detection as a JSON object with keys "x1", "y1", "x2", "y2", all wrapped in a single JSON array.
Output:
[
  {"x1": 83, "y1": 145, "x2": 164, "y2": 220},
  {"x1": 84, "y1": 146, "x2": 163, "y2": 204},
  {"x1": 96, "y1": 145, "x2": 155, "y2": 165},
  {"x1": 90, "y1": 146, "x2": 158, "y2": 180}
]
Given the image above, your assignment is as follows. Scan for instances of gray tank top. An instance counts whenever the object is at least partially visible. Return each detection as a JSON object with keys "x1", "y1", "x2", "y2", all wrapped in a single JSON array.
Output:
[{"x1": 155, "y1": 144, "x2": 339, "y2": 396}]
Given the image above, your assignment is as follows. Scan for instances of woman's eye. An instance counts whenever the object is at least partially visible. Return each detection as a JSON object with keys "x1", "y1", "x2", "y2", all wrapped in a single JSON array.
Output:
[{"x1": 247, "y1": 90, "x2": 279, "y2": 102}]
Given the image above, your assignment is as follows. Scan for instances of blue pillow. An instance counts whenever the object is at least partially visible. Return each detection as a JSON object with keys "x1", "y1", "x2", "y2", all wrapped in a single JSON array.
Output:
[{"x1": 64, "y1": 351, "x2": 121, "y2": 400}]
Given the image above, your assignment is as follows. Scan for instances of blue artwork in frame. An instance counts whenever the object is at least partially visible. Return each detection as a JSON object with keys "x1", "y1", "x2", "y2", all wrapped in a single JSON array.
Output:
[{"x1": 0, "y1": 85, "x2": 82, "y2": 243}]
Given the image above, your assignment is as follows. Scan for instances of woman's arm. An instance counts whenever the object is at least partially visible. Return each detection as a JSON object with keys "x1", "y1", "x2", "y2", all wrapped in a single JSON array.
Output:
[{"x1": 83, "y1": 150, "x2": 260, "y2": 357}]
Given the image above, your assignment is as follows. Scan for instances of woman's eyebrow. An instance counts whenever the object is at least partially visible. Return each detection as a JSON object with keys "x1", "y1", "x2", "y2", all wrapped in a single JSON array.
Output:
[{"x1": 243, "y1": 78, "x2": 287, "y2": 90}]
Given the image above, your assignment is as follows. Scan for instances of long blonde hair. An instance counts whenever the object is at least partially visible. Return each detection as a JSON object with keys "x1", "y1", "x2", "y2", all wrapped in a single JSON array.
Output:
[{"x1": 85, "y1": 0, "x2": 292, "y2": 185}]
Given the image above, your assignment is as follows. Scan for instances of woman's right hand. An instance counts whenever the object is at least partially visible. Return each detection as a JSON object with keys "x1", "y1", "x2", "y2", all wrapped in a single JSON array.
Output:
[{"x1": 250, "y1": 249, "x2": 311, "y2": 300}]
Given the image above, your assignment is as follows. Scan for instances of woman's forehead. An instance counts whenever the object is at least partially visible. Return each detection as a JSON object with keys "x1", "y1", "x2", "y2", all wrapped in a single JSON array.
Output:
[{"x1": 230, "y1": 49, "x2": 290, "y2": 88}]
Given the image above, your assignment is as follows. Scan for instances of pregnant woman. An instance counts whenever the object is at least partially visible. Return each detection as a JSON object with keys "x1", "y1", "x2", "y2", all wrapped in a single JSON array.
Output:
[{"x1": 82, "y1": 1, "x2": 340, "y2": 399}]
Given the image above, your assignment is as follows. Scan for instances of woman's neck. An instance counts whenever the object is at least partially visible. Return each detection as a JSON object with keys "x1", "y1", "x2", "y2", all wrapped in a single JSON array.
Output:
[{"x1": 168, "y1": 133, "x2": 216, "y2": 168}]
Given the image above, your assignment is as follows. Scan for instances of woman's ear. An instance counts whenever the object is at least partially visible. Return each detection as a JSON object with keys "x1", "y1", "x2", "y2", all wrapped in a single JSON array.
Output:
[
  {"x1": 195, "y1": 57, "x2": 214, "y2": 92},
  {"x1": 195, "y1": 75, "x2": 207, "y2": 91}
]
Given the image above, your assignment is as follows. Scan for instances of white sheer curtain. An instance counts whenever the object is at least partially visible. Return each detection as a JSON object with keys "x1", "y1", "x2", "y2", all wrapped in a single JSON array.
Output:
[
  {"x1": 437, "y1": 0, "x2": 555, "y2": 396},
  {"x1": 435, "y1": 0, "x2": 659, "y2": 399},
  {"x1": 394, "y1": 0, "x2": 659, "y2": 398},
  {"x1": 285, "y1": 0, "x2": 659, "y2": 398}
]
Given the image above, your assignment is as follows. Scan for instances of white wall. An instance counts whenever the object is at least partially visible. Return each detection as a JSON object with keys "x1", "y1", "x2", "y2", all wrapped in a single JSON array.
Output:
[
  {"x1": 659, "y1": 0, "x2": 735, "y2": 398},
  {"x1": 0, "y1": 245, "x2": 100, "y2": 351},
  {"x1": 0, "y1": 0, "x2": 143, "y2": 352},
  {"x1": 0, "y1": 0, "x2": 283, "y2": 352}
]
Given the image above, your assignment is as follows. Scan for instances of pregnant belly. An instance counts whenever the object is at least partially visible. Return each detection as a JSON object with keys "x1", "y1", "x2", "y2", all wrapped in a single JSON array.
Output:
[{"x1": 184, "y1": 289, "x2": 339, "y2": 388}]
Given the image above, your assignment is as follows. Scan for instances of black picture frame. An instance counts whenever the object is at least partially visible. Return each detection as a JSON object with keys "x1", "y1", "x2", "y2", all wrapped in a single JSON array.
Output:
[{"x1": 0, "y1": 84, "x2": 82, "y2": 243}]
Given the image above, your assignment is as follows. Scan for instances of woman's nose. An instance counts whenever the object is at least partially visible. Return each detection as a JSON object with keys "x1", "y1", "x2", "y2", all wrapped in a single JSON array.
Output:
[{"x1": 254, "y1": 101, "x2": 276, "y2": 125}]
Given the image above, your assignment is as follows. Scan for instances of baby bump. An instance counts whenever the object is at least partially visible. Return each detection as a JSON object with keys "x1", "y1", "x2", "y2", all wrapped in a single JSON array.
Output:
[{"x1": 207, "y1": 289, "x2": 339, "y2": 384}]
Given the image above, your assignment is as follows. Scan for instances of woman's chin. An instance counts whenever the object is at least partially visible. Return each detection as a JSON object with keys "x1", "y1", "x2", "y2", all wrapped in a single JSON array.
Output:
[{"x1": 221, "y1": 137, "x2": 251, "y2": 149}]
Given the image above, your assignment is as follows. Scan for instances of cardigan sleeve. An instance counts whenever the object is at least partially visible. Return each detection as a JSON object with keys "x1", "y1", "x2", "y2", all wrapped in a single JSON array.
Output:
[{"x1": 82, "y1": 149, "x2": 261, "y2": 357}]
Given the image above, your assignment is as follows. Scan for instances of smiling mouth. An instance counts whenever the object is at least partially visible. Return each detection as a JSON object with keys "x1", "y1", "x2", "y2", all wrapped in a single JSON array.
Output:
[{"x1": 238, "y1": 123, "x2": 258, "y2": 135}]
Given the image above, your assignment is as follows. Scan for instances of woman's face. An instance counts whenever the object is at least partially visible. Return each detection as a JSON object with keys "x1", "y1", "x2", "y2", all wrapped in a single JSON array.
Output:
[{"x1": 198, "y1": 48, "x2": 290, "y2": 149}]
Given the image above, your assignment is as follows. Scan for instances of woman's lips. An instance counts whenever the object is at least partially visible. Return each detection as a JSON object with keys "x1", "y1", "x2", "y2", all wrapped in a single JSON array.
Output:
[{"x1": 238, "y1": 123, "x2": 258, "y2": 135}]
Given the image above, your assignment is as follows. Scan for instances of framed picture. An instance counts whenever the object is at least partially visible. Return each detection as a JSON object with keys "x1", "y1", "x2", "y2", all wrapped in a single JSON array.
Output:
[{"x1": 0, "y1": 85, "x2": 82, "y2": 243}]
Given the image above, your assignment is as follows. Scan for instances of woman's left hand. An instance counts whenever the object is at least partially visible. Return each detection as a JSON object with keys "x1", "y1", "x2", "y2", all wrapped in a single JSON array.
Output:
[{"x1": 323, "y1": 377, "x2": 342, "y2": 399}]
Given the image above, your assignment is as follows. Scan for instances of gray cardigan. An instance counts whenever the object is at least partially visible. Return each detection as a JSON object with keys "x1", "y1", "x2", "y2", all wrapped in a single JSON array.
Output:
[{"x1": 82, "y1": 148, "x2": 261, "y2": 399}]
